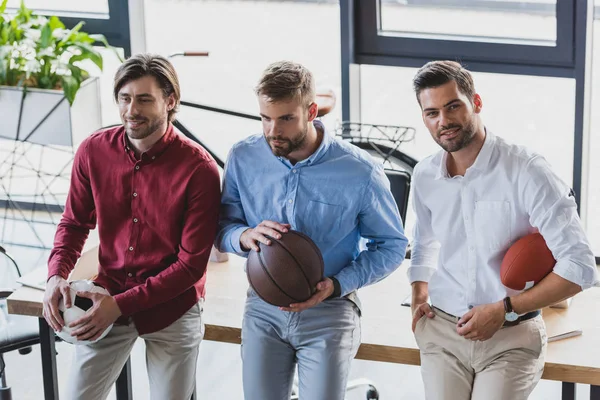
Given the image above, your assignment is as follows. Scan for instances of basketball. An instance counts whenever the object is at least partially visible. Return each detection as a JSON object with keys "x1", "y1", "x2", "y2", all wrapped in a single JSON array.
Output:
[
  {"x1": 57, "y1": 280, "x2": 113, "y2": 345},
  {"x1": 246, "y1": 230, "x2": 324, "y2": 307},
  {"x1": 500, "y1": 233, "x2": 556, "y2": 291}
]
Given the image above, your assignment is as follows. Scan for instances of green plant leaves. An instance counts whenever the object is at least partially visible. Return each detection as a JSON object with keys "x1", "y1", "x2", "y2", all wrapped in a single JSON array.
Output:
[{"x1": 0, "y1": 1, "x2": 119, "y2": 104}]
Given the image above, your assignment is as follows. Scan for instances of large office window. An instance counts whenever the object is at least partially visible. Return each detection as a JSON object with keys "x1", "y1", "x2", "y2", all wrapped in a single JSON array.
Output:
[
  {"x1": 142, "y1": 0, "x2": 342, "y2": 162},
  {"x1": 380, "y1": 0, "x2": 557, "y2": 45},
  {"x1": 587, "y1": 0, "x2": 600, "y2": 256},
  {"x1": 5, "y1": 0, "x2": 109, "y2": 15}
]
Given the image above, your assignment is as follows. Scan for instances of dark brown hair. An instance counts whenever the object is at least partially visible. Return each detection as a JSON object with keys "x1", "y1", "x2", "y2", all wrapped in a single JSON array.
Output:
[
  {"x1": 413, "y1": 60, "x2": 475, "y2": 104},
  {"x1": 255, "y1": 61, "x2": 315, "y2": 107},
  {"x1": 113, "y1": 53, "x2": 181, "y2": 122}
]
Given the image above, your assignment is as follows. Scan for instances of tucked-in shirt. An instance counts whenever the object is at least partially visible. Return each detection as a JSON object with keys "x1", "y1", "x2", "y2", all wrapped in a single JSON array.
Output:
[
  {"x1": 408, "y1": 131, "x2": 599, "y2": 317},
  {"x1": 215, "y1": 121, "x2": 408, "y2": 297},
  {"x1": 48, "y1": 124, "x2": 221, "y2": 334}
]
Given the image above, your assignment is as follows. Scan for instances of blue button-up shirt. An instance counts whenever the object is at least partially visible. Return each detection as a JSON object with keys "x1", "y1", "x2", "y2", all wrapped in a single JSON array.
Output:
[{"x1": 215, "y1": 121, "x2": 408, "y2": 296}]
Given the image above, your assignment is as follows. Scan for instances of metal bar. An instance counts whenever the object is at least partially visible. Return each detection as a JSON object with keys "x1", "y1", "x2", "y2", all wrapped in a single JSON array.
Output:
[
  {"x1": 115, "y1": 358, "x2": 133, "y2": 400},
  {"x1": 172, "y1": 120, "x2": 225, "y2": 169},
  {"x1": 179, "y1": 101, "x2": 261, "y2": 121},
  {"x1": 38, "y1": 318, "x2": 58, "y2": 400},
  {"x1": 572, "y1": 0, "x2": 594, "y2": 217}
]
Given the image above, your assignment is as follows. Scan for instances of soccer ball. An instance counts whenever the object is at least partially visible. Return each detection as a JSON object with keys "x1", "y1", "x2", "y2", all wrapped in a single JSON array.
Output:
[{"x1": 56, "y1": 280, "x2": 113, "y2": 345}]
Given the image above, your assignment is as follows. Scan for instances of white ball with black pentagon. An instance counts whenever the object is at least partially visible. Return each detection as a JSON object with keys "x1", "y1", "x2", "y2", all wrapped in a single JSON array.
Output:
[{"x1": 56, "y1": 280, "x2": 113, "y2": 345}]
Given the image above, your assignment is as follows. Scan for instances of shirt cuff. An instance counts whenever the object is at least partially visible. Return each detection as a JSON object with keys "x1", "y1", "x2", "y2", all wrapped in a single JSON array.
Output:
[
  {"x1": 552, "y1": 258, "x2": 600, "y2": 290},
  {"x1": 230, "y1": 226, "x2": 250, "y2": 255},
  {"x1": 47, "y1": 260, "x2": 71, "y2": 281},
  {"x1": 407, "y1": 266, "x2": 436, "y2": 284},
  {"x1": 114, "y1": 292, "x2": 137, "y2": 317}
]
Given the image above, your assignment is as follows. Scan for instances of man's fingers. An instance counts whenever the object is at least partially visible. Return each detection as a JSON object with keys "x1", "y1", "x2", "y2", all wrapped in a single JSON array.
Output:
[
  {"x1": 254, "y1": 226, "x2": 283, "y2": 241},
  {"x1": 48, "y1": 301, "x2": 64, "y2": 329},
  {"x1": 69, "y1": 312, "x2": 93, "y2": 328},
  {"x1": 60, "y1": 286, "x2": 72, "y2": 308},
  {"x1": 421, "y1": 303, "x2": 435, "y2": 318},
  {"x1": 456, "y1": 320, "x2": 473, "y2": 336},
  {"x1": 75, "y1": 325, "x2": 99, "y2": 341},
  {"x1": 258, "y1": 221, "x2": 289, "y2": 233},
  {"x1": 43, "y1": 309, "x2": 61, "y2": 332}
]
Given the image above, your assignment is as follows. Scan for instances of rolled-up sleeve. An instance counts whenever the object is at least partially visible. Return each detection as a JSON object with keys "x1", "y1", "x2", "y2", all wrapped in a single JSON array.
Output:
[
  {"x1": 333, "y1": 165, "x2": 408, "y2": 296},
  {"x1": 215, "y1": 146, "x2": 250, "y2": 257},
  {"x1": 407, "y1": 165, "x2": 440, "y2": 284},
  {"x1": 520, "y1": 156, "x2": 599, "y2": 290}
]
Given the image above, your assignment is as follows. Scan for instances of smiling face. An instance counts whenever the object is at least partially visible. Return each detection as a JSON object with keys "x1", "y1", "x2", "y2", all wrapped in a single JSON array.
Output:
[
  {"x1": 418, "y1": 80, "x2": 482, "y2": 153},
  {"x1": 117, "y1": 75, "x2": 175, "y2": 141}
]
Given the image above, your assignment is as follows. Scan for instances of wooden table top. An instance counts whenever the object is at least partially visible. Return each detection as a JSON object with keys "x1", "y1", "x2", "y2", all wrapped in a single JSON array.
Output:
[{"x1": 7, "y1": 248, "x2": 600, "y2": 385}]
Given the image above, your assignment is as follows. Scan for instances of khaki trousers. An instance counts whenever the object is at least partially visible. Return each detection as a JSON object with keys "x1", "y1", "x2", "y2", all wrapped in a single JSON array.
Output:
[
  {"x1": 66, "y1": 301, "x2": 204, "y2": 400},
  {"x1": 414, "y1": 307, "x2": 547, "y2": 400}
]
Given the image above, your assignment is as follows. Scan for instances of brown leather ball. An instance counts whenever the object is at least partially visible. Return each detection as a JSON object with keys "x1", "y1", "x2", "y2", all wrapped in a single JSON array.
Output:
[{"x1": 246, "y1": 230, "x2": 324, "y2": 307}]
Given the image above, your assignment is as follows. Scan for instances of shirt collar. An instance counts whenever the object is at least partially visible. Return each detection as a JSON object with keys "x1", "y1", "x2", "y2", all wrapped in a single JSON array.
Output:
[
  {"x1": 121, "y1": 123, "x2": 176, "y2": 162},
  {"x1": 273, "y1": 119, "x2": 333, "y2": 167},
  {"x1": 434, "y1": 128, "x2": 495, "y2": 180}
]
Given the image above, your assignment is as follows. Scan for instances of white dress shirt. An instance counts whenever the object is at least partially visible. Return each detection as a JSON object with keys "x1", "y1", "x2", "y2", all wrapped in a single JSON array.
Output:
[{"x1": 408, "y1": 131, "x2": 599, "y2": 317}]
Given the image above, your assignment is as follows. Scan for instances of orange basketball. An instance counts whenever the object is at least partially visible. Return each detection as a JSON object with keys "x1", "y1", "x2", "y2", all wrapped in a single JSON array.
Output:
[{"x1": 500, "y1": 233, "x2": 556, "y2": 290}]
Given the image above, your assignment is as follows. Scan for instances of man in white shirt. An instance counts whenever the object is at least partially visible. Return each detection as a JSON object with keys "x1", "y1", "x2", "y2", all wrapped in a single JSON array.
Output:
[{"x1": 409, "y1": 60, "x2": 599, "y2": 400}]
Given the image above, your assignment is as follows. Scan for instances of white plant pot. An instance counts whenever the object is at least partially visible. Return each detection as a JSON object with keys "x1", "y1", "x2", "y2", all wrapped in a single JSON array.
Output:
[{"x1": 0, "y1": 76, "x2": 102, "y2": 147}]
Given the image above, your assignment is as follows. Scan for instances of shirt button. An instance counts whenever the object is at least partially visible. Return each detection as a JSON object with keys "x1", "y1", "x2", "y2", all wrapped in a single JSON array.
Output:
[
  {"x1": 127, "y1": 272, "x2": 133, "y2": 277},
  {"x1": 133, "y1": 218, "x2": 138, "y2": 223},
  {"x1": 128, "y1": 246, "x2": 134, "y2": 251},
  {"x1": 288, "y1": 199, "x2": 293, "y2": 204},
  {"x1": 133, "y1": 192, "x2": 138, "y2": 197},
  {"x1": 469, "y1": 246, "x2": 474, "y2": 251},
  {"x1": 465, "y1": 216, "x2": 469, "y2": 221},
  {"x1": 292, "y1": 169, "x2": 297, "y2": 174},
  {"x1": 135, "y1": 166, "x2": 140, "y2": 170},
  {"x1": 152, "y1": 156, "x2": 156, "y2": 160}
]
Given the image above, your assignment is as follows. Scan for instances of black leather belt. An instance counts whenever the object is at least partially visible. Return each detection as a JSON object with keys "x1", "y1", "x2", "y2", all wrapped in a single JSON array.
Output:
[{"x1": 432, "y1": 306, "x2": 540, "y2": 327}]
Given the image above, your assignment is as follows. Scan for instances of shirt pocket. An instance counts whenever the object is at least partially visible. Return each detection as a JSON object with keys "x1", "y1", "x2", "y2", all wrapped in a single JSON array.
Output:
[
  {"x1": 299, "y1": 200, "x2": 345, "y2": 245},
  {"x1": 473, "y1": 200, "x2": 512, "y2": 252}
]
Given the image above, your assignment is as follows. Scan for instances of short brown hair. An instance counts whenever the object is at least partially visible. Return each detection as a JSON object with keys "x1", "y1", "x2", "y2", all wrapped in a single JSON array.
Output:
[
  {"x1": 113, "y1": 53, "x2": 181, "y2": 122},
  {"x1": 255, "y1": 61, "x2": 315, "y2": 107},
  {"x1": 413, "y1": 61, "x2": 475, "y2": 104}
]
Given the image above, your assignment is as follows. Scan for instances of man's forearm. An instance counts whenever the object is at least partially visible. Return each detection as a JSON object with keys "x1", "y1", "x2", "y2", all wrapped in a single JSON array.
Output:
[
  {"x1": 510, "y1": 272, "x2": 582, "y2": 315},
  {"x1": 411, "y1": 281, "x2": 429, "y2": 310}
]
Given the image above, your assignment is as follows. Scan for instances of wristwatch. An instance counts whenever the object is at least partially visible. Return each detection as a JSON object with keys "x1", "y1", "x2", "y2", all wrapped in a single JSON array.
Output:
[{"x1": 503, "y1": 297, "x2": 519, "y2": 322}]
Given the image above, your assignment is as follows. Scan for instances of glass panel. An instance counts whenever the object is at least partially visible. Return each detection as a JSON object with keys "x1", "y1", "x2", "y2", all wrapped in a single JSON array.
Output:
[
  {"x1": 5, "y1": 0, "x2": 109, "y2": 16},
  {"x1": 360, "y1": 64, "x2": 575, "y2": 239},
  {"x1": 587, "y1": 17, "x2": 600, "y2": 256},
  {"x1": 143, "y1": 0, "x2": 342, "y2": 134},
  {"x1": 380, "y1": 0, "x2": 557, "y2": 45}
]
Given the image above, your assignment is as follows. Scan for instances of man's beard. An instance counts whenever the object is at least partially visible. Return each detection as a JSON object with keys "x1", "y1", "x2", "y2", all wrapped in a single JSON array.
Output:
[
  {"x1": 267, "y1": 124, "x2": 308, "y2": 157},
  {"x1": 125, "y1": 116, "x2": 163, "y2": 140},
  {"x1": 435, "y1": 119, "x2": 477, "y2": 153}
]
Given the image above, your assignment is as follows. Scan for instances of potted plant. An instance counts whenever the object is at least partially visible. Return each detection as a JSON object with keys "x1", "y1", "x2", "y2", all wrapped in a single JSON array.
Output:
[{"x1": 0, "y1": 0, "x2": 121, "y2": 146}]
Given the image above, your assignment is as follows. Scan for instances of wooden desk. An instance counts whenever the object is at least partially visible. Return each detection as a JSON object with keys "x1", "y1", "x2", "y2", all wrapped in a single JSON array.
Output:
[{"x1": 7, "y1": 251, "x2": 600, "y2": 400}]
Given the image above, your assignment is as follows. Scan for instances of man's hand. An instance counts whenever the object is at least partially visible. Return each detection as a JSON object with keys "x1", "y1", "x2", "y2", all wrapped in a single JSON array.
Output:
[
  {"x1": 280, "y1": 278, "x2": 334, "y2": 312},
  {"x1": 69, "y1": 291, "x2": 122, "y2": 341},
  {"x1": 412, "y1": 302, "x2": 434, "y2": 332},
  {"x1": 240, "y1": 221, "x2": 291, "y2": 252},
  {"x1": 456, "y1": 301, "x2": 505, "y2": 341},
  {"x1": 42, "y1": 275, "x2": 72, "y2": 332}
]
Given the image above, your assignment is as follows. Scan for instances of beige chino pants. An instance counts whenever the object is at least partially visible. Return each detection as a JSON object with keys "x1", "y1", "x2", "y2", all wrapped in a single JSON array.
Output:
[
  {"x1": 66, "y1": 300, "x2": 204, "y2": 400},
  {"x1": 414, "y1": 307, "x2": 547, "y2": 400}
]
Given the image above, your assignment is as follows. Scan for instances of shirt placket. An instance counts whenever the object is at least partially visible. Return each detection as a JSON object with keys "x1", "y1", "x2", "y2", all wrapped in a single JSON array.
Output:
[
  {"x1": 461, "y1": 179, "x2": 477, "y2": 309},
  {"x1": 126, "y1": 159, "x2": 143, "y2": 284},
  {"x1": 286, "y1": 166, "x2": 300, "y2": 224}
]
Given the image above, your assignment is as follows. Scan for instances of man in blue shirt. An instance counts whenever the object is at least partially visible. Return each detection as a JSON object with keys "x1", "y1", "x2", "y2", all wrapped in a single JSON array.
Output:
[{"x1": 215, "y1": 61, "x2": 408, "y2": 400}]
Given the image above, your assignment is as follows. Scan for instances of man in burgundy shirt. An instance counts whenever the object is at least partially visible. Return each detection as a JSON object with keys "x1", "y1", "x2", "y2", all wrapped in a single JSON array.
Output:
[{"x1": 42, "y1": 54, "x2": 221, "y2": 399}]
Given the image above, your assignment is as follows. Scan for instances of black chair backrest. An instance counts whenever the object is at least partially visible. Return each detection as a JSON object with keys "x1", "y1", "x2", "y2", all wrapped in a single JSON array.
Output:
[{"x1": 385, "y1": 169, "x2": 411, "y2": 224}]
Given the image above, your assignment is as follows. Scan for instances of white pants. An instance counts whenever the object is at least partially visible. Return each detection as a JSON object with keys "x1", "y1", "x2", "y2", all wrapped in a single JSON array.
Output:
[
  {"x1": 66, "y1": 301, "x2": 204, "y2": 400},
  {"x1": 414, "y1": 308, "x2": 547, "y2": 400}
]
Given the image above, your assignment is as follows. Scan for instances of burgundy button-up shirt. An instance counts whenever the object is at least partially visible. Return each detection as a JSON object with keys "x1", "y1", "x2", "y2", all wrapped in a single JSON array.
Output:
[{"x1": 48, "y1": 124, "x2": 221, "y2": 334}]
